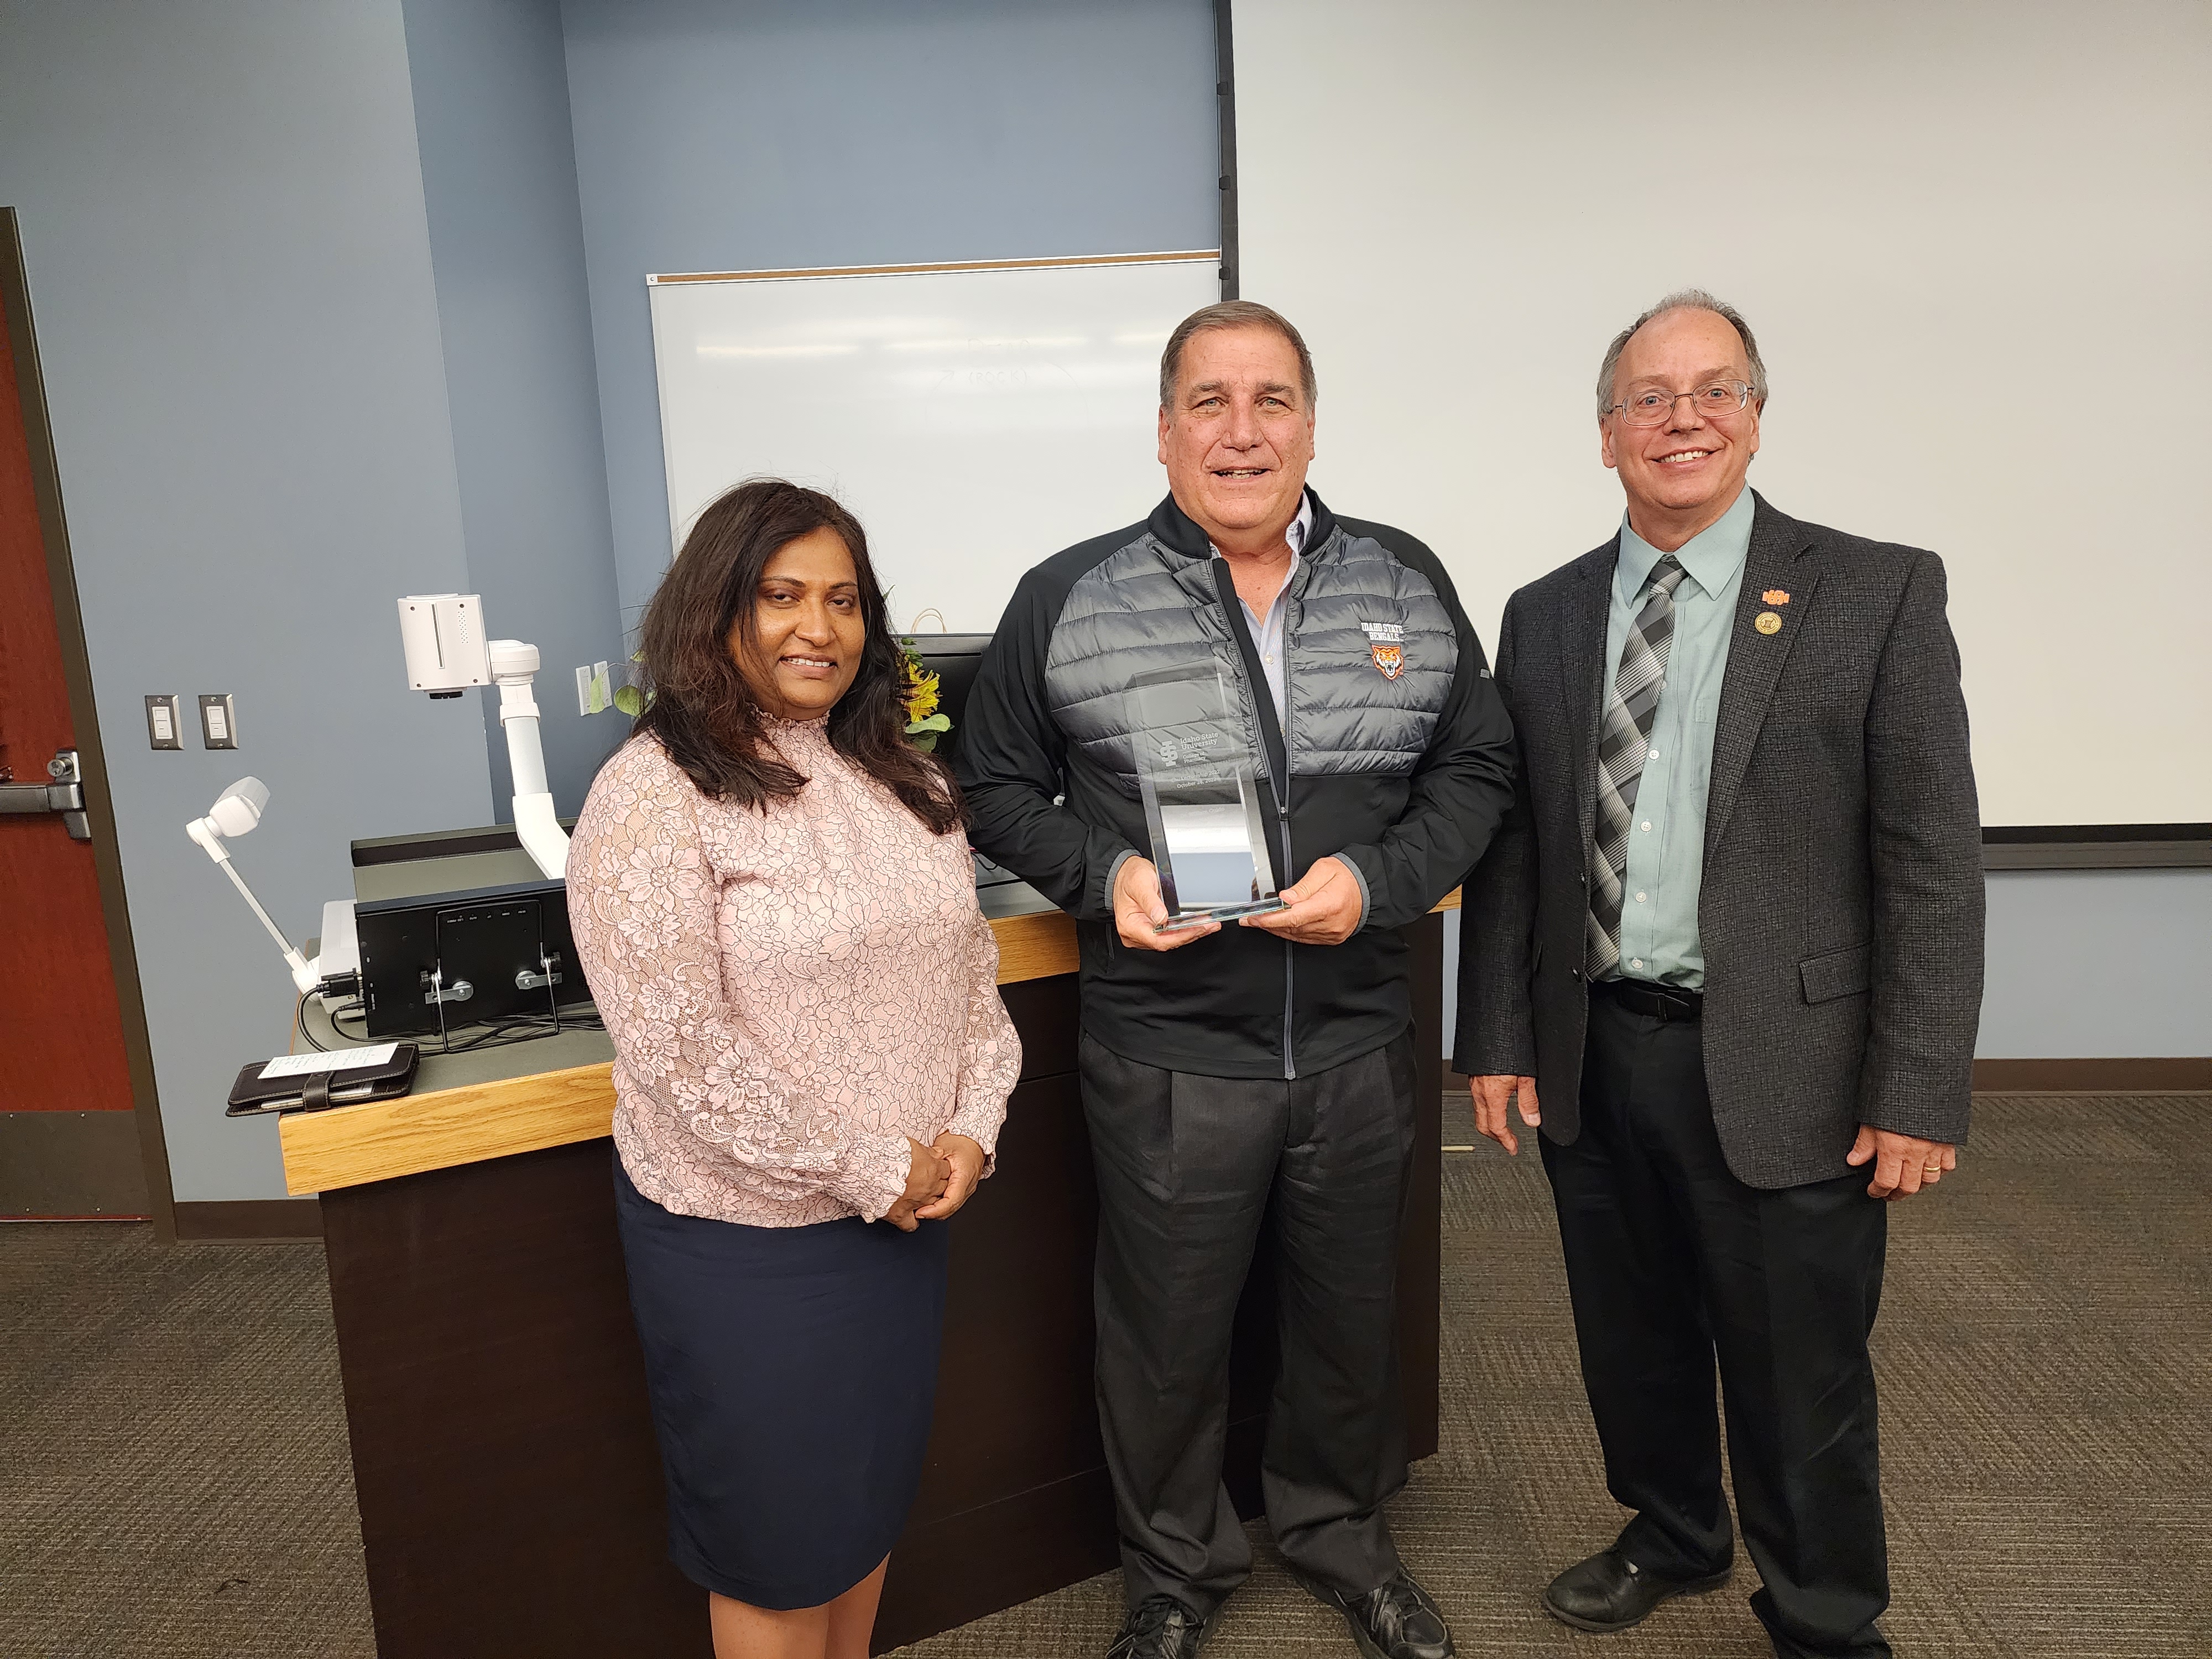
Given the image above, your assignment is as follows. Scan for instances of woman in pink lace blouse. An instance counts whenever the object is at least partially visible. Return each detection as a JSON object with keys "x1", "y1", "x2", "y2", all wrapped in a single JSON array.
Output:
[{"x1": 567, "y1": 479, "x2": 1019, "y2": 1659}]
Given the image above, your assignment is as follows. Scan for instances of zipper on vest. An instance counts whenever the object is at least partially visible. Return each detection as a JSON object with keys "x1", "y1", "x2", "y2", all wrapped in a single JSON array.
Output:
[
  {"x1": 1276, "y1": 628, "x2": 1296, "y2": 1081},
  {"x1": 1208, "y1": 555, "x2": 1297, "y2": 1079},
  {"x1": 1277, "y1": 778, "x2": 1295, "y2": 1079}
]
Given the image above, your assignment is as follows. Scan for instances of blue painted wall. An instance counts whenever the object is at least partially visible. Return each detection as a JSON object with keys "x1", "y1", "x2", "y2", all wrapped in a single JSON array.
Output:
[
  {"x1": 0, "y1": 0, "x2": 1220, "y2": 1203},
  {"x1": 1979, "y1": 869, "x2": 2211, "y2": 1057},
  {"x1": 400, "y1": 0, "x2": 629, "y2": 815},
  {"x1": 0, "y1": 0, "x2": 495, "y2": 1202},
  {"x1": 1441, "y1": 868, "x2": 2212, "y2": 1068},
  {"x1": 557, "y1": 0, "x2": 1222, "y2": 623}
]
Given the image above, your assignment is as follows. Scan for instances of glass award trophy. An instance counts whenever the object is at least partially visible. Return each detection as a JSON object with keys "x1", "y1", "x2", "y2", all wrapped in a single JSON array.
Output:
[{"x1": 1126, "y1": 665, "x2": 1286, "y2": 930}]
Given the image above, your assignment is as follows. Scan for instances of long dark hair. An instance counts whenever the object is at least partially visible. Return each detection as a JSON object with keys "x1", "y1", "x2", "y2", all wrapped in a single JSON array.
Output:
[{"x1": 631, "y1": 478, "x2": 962, "y2": 835}]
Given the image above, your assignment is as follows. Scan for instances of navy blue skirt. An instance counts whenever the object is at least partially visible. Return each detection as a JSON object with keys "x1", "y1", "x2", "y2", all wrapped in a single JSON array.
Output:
[{"x1": 612, "y1": 1152, "x2": 949, "y2": 1609}]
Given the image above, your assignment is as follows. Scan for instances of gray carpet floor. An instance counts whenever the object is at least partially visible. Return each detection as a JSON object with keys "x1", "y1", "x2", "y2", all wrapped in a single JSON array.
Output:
[{"x1": 2, "y1": 1092, "x2": 2206, "y2": 1658}]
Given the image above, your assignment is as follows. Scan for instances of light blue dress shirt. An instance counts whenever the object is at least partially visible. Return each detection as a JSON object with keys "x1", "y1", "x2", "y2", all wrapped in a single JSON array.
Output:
[
  {"x1": 1602, "y1": 485, "x2": 1754, "y2": 989},
  {"x1": 1235, "y1": 491, "x2": 1314, "y2": 722}
]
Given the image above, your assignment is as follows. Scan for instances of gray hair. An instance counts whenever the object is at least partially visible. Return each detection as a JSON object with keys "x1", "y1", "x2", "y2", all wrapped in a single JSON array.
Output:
[
  {"x1": 1160, "y1": 300, "x2": 1317, "y2": 410},
  {"x1": 1595, "y1": 289, "x2": 1768, "y2": 418}
]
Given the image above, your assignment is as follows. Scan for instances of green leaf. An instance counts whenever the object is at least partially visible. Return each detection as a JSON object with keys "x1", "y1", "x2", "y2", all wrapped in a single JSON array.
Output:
[
  {"x1": 910, "y1": 732, "x2": 938, "y2": 753},
  {"x1": 905, "y1": 713, "x2": 951, "y2": 734},
  {"x1": 613, "y1": 685, "x2": 647, "y2": 717}
]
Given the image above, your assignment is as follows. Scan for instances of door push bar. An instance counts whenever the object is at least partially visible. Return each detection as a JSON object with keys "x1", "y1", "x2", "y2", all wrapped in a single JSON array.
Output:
[{"x1": 0, "y1": 749, "x2": 90, "y2": 841}]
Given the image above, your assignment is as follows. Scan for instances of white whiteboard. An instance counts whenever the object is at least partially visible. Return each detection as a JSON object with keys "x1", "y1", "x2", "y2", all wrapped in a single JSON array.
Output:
[
  {"x1": 648, "y1": 254, "x2": 1222, "y2": 633},
  {"x1": 1233, "y1": 0, "x2": 2212, "y2": 828}
]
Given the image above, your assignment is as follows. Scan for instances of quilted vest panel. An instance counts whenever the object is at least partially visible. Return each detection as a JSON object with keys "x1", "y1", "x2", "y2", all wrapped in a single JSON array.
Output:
[{"x1": 1042, "y1": 527, "x2": 1459, "y2": 791}]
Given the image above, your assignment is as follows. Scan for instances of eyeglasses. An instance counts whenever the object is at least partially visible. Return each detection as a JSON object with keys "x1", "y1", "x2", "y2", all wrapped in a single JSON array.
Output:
[{"x1": 1608, "y1": 380, "x2": 1756, "y2": 426}]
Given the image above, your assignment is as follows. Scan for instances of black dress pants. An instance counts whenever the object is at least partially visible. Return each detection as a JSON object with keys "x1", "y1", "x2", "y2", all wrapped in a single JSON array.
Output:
[
  {"x1": 1079, "y1": 1030, "x2": 1418, "y2": 1618},
  {"x1": 1542, "y1": 989, "x2": 1891, "y2": 1658}
]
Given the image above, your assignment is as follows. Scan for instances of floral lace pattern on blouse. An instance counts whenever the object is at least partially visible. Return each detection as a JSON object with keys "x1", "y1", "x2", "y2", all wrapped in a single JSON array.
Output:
[{"x1": 567, "y1": 724, "x2": 1019, "y2": 1227}]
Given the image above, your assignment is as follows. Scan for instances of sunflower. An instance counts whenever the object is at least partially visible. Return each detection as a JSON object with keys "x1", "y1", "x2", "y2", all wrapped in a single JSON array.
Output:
[{"x1": 898, "y1": 641, "x2": 952, "y2": 753}]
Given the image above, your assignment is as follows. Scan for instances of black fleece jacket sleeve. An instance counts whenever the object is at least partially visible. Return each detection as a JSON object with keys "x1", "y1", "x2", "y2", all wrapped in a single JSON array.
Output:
[{"x1": 954, "y1": 566, "x2": 1136, "y2": 922}]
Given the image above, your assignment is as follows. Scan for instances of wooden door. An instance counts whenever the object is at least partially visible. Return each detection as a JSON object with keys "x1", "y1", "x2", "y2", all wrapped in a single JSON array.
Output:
[{"x1": 0, "y1": 208, "x2": 153, "y2": 1220}]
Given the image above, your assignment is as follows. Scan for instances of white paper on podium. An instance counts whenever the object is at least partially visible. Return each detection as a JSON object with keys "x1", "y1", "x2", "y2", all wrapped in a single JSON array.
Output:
[{"x1": 260, "y1": 1044, "x2": 398, "y2": 1080}]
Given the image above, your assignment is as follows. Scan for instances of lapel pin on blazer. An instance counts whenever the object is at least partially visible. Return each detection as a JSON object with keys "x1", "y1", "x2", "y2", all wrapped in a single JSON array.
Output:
[
  {"x1": 1761, "y1": 588, "x2": 1791, "y2": 606},
  {"x1": 1755, "y1": 610, "x2": 1783, "y2": 635}
]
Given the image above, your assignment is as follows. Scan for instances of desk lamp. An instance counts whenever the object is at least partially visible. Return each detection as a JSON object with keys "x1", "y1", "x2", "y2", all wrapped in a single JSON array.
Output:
[{"x1": 186, "y1": 778, "x2": 321, "y2": 994}]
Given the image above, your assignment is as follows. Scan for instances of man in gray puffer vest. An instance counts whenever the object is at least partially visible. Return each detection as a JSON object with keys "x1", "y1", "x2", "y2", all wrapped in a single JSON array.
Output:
[{"x1": 958, "y1": 302, "x2": 1516, "y2": 1659}]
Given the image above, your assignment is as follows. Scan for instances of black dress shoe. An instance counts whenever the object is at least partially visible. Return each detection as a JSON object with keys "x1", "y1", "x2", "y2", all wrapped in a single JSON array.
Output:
[
  {"x1": 1541, "y1": 1547, "x2": 1731, "y2": 1634},
  {"x1": 1296, "y1": 1568, "x2": 1455, "y2": 1659},
  {"x1": 1105, "y1": 1594, "x2": 1213, "y2": 1658}
]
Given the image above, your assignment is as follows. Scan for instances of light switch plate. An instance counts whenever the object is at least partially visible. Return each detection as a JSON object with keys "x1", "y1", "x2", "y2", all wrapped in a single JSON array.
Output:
[
  {"x1": 576, "y1": 661, "x2": 613, "y2": 715},
  {"x1": 145, "y1": 694, "x2": 182, "y2": 750},
  {"x1": 197, "y1": 693, "x2": 237, "y2": 750}
]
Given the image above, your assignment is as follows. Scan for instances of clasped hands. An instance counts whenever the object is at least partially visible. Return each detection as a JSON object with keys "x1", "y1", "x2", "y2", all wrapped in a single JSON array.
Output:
[
  {"x1": 1469, "y1": 1073, "x2": 1958, "y2": 1201},
  {"x1": 884, "y1": 1132, "x2": 985, "y2": 1232},
  {"x1": 1112, "y1": 853, "x2": 1364, "y2": 950}
]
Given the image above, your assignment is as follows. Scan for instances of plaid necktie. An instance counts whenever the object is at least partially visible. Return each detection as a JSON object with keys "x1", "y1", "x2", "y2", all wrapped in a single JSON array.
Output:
[{"x1": 1588, "y1": 555, "x2": 1688, "y2": 978}]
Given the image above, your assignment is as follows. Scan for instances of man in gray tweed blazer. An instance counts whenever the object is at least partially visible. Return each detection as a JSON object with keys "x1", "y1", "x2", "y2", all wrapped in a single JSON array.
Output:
[{"x1": 1457, "y1": 291, "x2": 1983, "y2": 1658}]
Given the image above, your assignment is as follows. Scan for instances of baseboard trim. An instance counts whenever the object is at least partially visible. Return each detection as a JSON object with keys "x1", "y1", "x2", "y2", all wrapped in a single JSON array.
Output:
[
  {"x1": 1449, "y1": 1060, "x2": 2212, "y2": 1095},
  {"x1": 1970, "y1": 1057, "x2": 2212, "y2": 1093},
  {"x1": 0, "y1": 1109, "x2": 153, "y2": 1217},
  {"x1": 173, "y1": 1197, "x2": 324, "y2": 1242}
]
